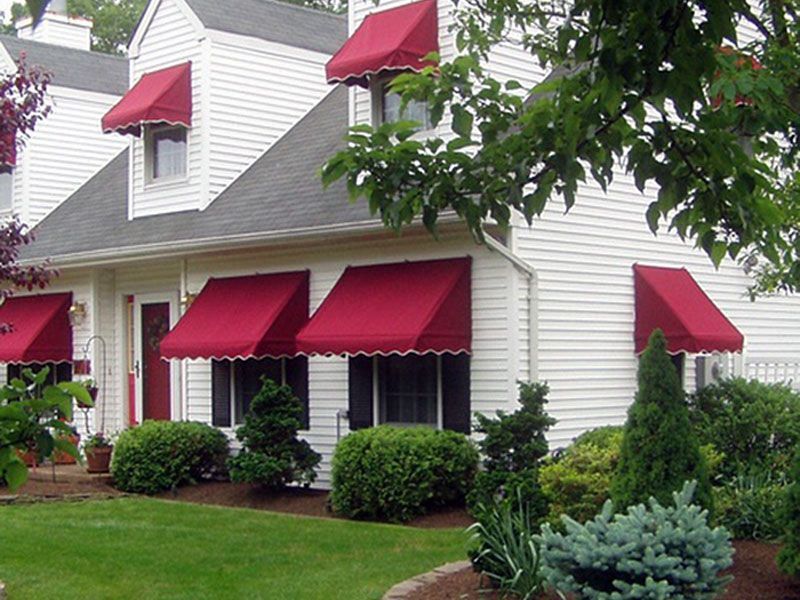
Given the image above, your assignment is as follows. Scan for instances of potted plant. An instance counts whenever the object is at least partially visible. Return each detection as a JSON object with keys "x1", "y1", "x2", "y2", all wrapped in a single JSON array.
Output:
[
  {"x1": 53, "y1": 425, "x2": 81, "y2": 465},
  {"x1": 77, "y1": 379, "x2": 98, "y2": 409},
  {"x1": 84, "y1": 432, "x2": 113, "y2": 473}
]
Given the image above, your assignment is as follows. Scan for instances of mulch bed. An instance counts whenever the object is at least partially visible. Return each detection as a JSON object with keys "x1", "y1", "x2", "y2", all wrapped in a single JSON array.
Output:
[
  {"x1": 157, "y1": 481, "x2": 475, "y2": 529},
  {"x1": 1, "y1": 464, "x2": 119, "y2": 499},
  {"x1": 405, "y1": 540, "x2": 800, "y2": 600}
]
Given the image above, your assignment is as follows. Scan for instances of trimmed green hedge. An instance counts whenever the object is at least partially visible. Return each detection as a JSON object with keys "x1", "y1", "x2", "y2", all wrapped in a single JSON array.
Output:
[
  {"x1": 330, "y1": 426, "x2": 479, "y2": 523},
  {"x1": 111, "y1": 420, "x2": 229, "y2": 494}
]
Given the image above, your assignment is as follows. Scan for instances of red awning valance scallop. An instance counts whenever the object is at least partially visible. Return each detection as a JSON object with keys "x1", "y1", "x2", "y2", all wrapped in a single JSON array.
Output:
[
  {"x1": 634, "y1": 264, "x2": 744, "y2": 354},
  {"x1": 325, "y1": 0, "x2": 438, "y2": 88},
  {"x1": 102, "y1": 62, "x2": 192, "y2": 137},
  {"x1": 296, "y1": 257, "x2": 471, "y2": 357},
  {"x1": 160, "y1": 271, "x2": 309, "y2": 361},
  {"x1": 0, "y1": 293, "x2": 73, "y2": 364}
]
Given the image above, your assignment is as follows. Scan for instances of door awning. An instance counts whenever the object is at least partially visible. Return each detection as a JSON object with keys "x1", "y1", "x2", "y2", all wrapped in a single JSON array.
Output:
[
  {"x1": 160, "y1": 271, "x2": 309, "y2": 361},
  {"x1": 634, "y1": 264, "x2": 744, "y2": 354},
  {"x1": 102, "y1": 62, "x2": 192, "y2": 137},
  {"x1": 0, "y1": 293, "x2": 73, "y2": 364},
  {"x1": 325, "y1": 0, "x2": 438, "y2": 88},
  {"x1": 296, "y1": 257, "x2": 471, "y2": 357}
]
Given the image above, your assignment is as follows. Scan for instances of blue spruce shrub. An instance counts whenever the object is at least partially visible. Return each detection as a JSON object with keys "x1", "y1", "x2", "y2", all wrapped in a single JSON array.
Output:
[{"x1": 540, "y1": 481, "x2": 733, "y2": 599}]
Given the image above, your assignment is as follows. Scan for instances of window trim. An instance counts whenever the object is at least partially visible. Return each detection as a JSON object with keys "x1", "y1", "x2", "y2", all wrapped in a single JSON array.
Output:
[
  {"x1": 371, "y1": 77, "x2": 433, "y2": 132},
  {"x1": 144, "y1": 123, "x2": 189, "y2": 186},
  {"x1": 371, "y1": 355, "x2": 443, "y2": 428},
  {"x1": 0, "y1": 165, "x2": 14, "y2": 214}
]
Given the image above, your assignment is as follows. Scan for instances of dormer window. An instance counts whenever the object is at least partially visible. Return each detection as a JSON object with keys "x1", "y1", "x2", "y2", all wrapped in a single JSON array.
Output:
[
  {"x1": 147, "y1": 125, "x2": 187, "y2": 182},
  {"x1": 380, "y1": 81, "x2": 432, "y2": 130},
  {"x1": 0, "y1": 166, "x2": 13, "y2": 213}
]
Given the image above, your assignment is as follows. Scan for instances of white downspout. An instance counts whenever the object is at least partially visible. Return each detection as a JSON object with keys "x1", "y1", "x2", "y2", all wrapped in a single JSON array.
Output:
[{"x1": 484, "y1": 233, "x2": 539, "y2": 382}]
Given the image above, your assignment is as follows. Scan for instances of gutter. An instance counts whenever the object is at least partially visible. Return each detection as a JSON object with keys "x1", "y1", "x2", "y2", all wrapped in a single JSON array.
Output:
[{"x1": 484, "y1": 233, "x2": 539, "y2": 383}]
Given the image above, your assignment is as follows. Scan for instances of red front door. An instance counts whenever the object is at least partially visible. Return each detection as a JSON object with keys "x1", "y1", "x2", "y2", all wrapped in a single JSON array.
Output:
[{"x1": 141, "y1": 302, "x2": 171, "y2": 421}]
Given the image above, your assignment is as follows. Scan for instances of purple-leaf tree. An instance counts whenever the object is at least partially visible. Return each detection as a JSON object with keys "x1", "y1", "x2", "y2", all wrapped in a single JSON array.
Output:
[{"x1": 0, "y1": 54, "x2": 84, "y2": 493}]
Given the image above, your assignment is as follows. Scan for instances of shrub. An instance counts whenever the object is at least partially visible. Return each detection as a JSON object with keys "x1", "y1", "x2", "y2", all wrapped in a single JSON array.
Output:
[
  {"x1": 227, "y1": 379, "x2": 320, "y2": 489},
  {"x1": 468, "y1": 490, "x2": 545, "y2": 600},
  {"x1": 540, "y1": 481, "x2": 734, "y2": 599},
  {"x1": 688, "y1": 378, "x2": 800, "y2": 479},
  {"x1": 611, "y1": 329, "x2": 712, "y2": 510},
  {"x1": 714, "y1": 473, "x2": 788, "y2": 541},
  {"x1": 539, "y1": 426, "x2": 623, "y2": 526},
  {"x1": 330, "y1": 426, "x2": 479, "y2": 523},
  {"x1": 467, "y1": 382, "x2": 555, "y2": 522},
  {"x1": 778, "y1": 447, "x2": 800, "y2": 577},
  {"x1": 112, "y1": 421, "x2": 229, "y2": 494}
]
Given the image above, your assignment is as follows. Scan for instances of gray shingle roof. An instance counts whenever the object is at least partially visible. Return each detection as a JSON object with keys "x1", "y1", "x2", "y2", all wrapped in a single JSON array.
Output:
[
  {"x1": 22, "y1": 86, "x2": 378, "y2": 262},
  {"x1": 0, "y1": 35, "x2": 128, "y2": 96},
  {"x1": 184, "y1": 0, "x2": 346, "y2": 55}
]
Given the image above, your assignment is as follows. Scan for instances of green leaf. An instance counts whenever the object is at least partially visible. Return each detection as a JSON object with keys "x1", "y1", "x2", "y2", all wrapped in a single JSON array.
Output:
[
  {"x1": 57, "y1": 381, "x2": 93, "y2": 407},
  {"x1": 5, "y1": 458, "x2": 28, "y2": 493},
  {"x1": 451, "y1": 105, "x2": 474, "y2": 138},
  {"x1": 711, "y1": 241, "x2": 727, "y2": 267}
]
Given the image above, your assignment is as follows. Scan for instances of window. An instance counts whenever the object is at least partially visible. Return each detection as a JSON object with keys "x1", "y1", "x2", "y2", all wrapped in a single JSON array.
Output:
[
  {"x1": 377, "y1": 355, "x2": 440, "y2": 426},
  {"x1": 148, "y1": 125, "x2": 187, "y2": 181},
  {"x1": 348, "y1": 354, "x2": 470, "y2": 432},
  {"x1": 7, "y1": 362, "x2": 72, "y2": 386},
  {"x1": 379, "y1": 81, "x2": 432, "y2": 130},
  {"x1": 212, "y1": 357, "x2": 308, "y2": 429},
  {"x1": 0, "y1": 166, "x2": 13, "y2": 212}
]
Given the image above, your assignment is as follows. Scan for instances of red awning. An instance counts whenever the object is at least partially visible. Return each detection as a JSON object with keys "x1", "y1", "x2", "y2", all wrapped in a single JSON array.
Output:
[
  {"x1": 160, "y1": 271, "x2": 309, "y2": 361},
  {"x1": 634, "y1": 264, "x2": 744, "y2": 354},
  {"x1": 102, "y1": 62, "x2": 192, "y2": 136},
  {"x1": 0, "y1": 293, "x2": 73, "y2": 364},
  {"x1": 325, "y1": 0, "x2": 438, "y2": 88},
  {"x1": 296, "y1": 257, "x2": 471, "y2": 357}
]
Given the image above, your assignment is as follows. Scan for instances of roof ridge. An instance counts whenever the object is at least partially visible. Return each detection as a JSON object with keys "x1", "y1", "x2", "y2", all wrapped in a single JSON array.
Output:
[
  {"x1": 0, "y1": 33, "x2": 129, "y2": 61},
  {"x1": 246, "y1": 0, "x2": 346, "y2": 21}
]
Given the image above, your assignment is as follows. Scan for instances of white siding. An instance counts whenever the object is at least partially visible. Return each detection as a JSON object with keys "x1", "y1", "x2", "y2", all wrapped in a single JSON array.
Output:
[
  {"x1": 17, "y1": 86, "x2": 126, "y2": 225},
  {"x1": 177, "y1": 234, "x2": 520, "y2": 486},
  {"x1": 514, "y1": 168, "x2": 800, "y2": 449},
  {"x1": 205, "y1": 34, "x2": 332, "y2": 204},
  {"x1": 129, "y1": 0, "x2": 204, "y2": 218},
  {"x1": 16, "y1": 14, "x2": 93, "y2": 51}
]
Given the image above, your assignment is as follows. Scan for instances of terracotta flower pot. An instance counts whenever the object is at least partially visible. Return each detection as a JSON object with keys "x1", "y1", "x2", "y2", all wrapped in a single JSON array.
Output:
[
  {"x1": 17, "y1": 449, "x2": 37, "y2": 468},
  {"x1": 85, "y1": 446, "x2": 113, "y2": 474},
  {"x1": 54, "y1": 434, "x2": 81, "y2": 465}
]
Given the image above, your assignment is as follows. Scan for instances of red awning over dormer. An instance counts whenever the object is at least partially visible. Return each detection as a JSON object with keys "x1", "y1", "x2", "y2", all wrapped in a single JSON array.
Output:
[
  {"x1": 634, "y1": 264, "x2": 744, "y2": 354},
  {"x1": 325, "y1": 0, "x2": 438, "y2": 88},
  {"x1": 102, "y1": 62, "x2": 192, "y2": 137}
]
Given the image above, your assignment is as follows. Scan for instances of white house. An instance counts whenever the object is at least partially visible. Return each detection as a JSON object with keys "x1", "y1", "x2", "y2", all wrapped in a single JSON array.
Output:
[
  {"x1": 5, "y1": 0, "x2": 800, "y2": 486},
  {"x1": 0, "y1": 4, "x2": 128, "y2": 225}
]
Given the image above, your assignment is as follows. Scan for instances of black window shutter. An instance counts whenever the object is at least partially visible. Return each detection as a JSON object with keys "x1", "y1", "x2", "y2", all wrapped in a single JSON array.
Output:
[
  {"x1": 348, "y1": 356, "x2": 373, "y2": 430},
  {"x1": 6, "y1": 364, "x2": 20, "y2": 382},
  {"x1": 442, "y1": 354, "x2": 471, "y2": 434},
  {"x1": 211, "y1": 360, "x2": 231, "y2": 428},
  {"x1": 286, "y1": 356, "x2": 309, "y2": 430},
  {"x1": 55, "y1": 362, "x2": 73, "y2": 383}
]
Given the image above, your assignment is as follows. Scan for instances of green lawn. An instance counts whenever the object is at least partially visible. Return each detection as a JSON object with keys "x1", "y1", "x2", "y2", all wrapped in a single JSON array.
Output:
[{"x1": 0, "y1": 498, "x2": 468, "y2": 599}]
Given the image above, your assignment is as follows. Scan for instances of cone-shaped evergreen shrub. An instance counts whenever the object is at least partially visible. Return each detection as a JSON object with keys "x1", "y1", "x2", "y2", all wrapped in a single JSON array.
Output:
[
  {"x1": 228, "y1": 379, "x2": 321, "y2": 488},
  {"x1": 611, "y1": 329, "x2": 712, "y2": 510},
  {"x1": 777, "y1": 447, "x2": 800, "y2": 576},
  {"x1": 467, "y1": 382, "x2": 556, "y2": 521}
]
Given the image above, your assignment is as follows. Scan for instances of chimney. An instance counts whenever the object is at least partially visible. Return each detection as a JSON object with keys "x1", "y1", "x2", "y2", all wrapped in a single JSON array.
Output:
[{"x1": 15, "y1": 1, "x2": 93, "y2": 51}]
